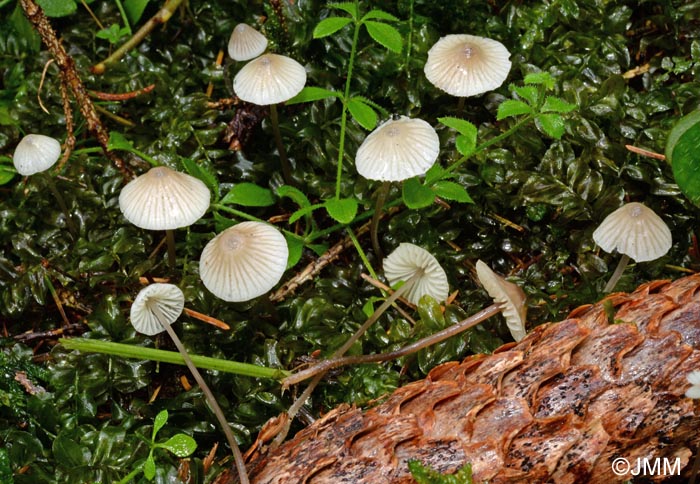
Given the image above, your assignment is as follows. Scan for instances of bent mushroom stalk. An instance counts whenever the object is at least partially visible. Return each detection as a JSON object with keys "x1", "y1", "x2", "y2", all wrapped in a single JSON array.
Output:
[{"x1": 130, "y1": 284, "x2": 250, "y2": 484}]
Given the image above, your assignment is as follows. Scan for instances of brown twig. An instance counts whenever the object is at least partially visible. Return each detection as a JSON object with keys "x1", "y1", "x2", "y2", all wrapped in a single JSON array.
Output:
[
  {"x1": 89, "y1": 83, "x2": 156, "y2": 101},
  {"x1": 625, "y1": 144, "x2": 666, "y2": 160},
  {"x1": 19, "y1": 0, "x2": 133, "y2": 179},
  {"x1": 56, "y1": 78, "x2": 75, "y2": 172}
]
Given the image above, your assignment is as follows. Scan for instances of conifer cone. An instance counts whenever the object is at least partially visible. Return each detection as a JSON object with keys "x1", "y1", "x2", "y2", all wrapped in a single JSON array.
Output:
[{"x1": 218, "y1": 274, "x2": 700, "y2": 483}]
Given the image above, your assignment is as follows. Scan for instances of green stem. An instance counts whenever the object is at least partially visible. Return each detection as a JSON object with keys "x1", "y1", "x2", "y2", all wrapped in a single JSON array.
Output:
[
  {"x1": 113, "y1": 0, "x2": 132, "y2": 35},
  {"x1": 404, "y1": 0, "x2": 414, "y2": 79},
  {"x1": 269, "y1": 104, "x2": 294, "y2": 186},
  {"x1": 116, "y1": 466, "x2": 142, "y2": 484},
  {"x1": 59, "y1": 338, "x2": 289, "y2": 379},
  {"x1": 370, "y1": 181, "x2": 390, "y2": 260},
  {"x1": 151, "y1": 306, "x2": 249, "y2": 484},
  {"x1": 335, "y1": 16, "x2": 362, "y2": 200},
  {"x1": 346, "y1": 227, "x2": 378, "y2": 281},
  {"x1": 212, "y1": 204, "x2": 305, "y2": 242}
]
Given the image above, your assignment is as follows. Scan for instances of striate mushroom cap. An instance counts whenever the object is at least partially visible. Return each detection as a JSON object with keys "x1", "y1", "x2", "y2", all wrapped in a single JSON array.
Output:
[
  {"x1": 119, "y1": 166, "x2": 211, "y2": 231},
  {"x1": 475, "y1": 260, "x2": 527, "y2": 342},
  {"x1": 383, "y1": 242, "x2": 449, "y2": 305},
  {"x1": 13, "y1": 134, "x2": 62, "y2": 176},
  {"x1": 130, "y1": 283, "x2": 185, "y2": 336},
  {"x1": 592, "y1": 202, "x2": 672, "y2": 263},
  {"x1": 228, "y1": 23, "x2": 268, "y2": 61},
  {"x1": 355, "y1": 116, "x2": 440, "y2": 182},
  {"x1": 199, "y1": 221, "x2": 288, "y2": 302},
  {"x1": 233, "y1": 53, "x2": 307, "y2": 106},
  {"x1": 424, "y1": 34, "x2": 511, "y2": 98}
]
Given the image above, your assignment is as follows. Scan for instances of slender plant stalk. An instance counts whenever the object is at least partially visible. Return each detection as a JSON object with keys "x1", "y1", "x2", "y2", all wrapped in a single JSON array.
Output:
[
  {"x1": 165, "y1": 229, "x2": 176, "y2": 268},
  {"x1": 150, "y1": 305, "x2": 249, "y2": 484},
  {"x1": 43, "y1": 174, "x2": 78, "y2": 237},
  {"x1": 370, "y1": 181, "x2": 391, "y2": 260},
  {"x1": 269, "y1": 104, "x2": 294, "y2": 186},
  {"x1": 334, "y1": 16, "x2": 362, "y2": 199},
  {"x1": 603, "y1": 254, "x2": 630, "y2": 293},
  {"x1": 282, "y1": 303, "x2": 503, "y2": 386},
  {"x1": 59, "y1": 338, "x2": 289, "y2": 379},
  {"x1": 272, "y1": 270, "x2": 422, "y2": 448},
  {"x1": 346, "y1": 227, "x2": 378, "y2": 281}
]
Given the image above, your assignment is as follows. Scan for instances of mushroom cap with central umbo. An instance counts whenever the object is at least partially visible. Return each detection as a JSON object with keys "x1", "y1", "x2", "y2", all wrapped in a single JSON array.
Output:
[
  {"x1": 475, "y1": 260, "x2": 527, "y2": 342},
  {"x1": 424, "y1": 34, "x2": 512, "y2": 98},
  {"x1": 199, "y1": 221, "x2": 289, "y2": 302},
  {"x1": 118, "y1": 166, "x2": 211, "y2": 231},
  {"x1": 233, "y1": 53, "x2": 307, "y2": 106},
  {"x1": 592, "y1": 202, "x2": 672, "y2": 263},
  {"x1": 228, "y1": 23, "x2": 268, "y2": 62},
  {"x1": 13, "y1": 134, "x2": 62, "y2": 176},
  {"x1": 383, "y1": 242, "x2": 449, "y2": 305},
  {"x1": 355, "y1": 116, "x2": 440, "y2": 182},
  {"x1": 130, "y1": 283, "x2": 185, "y2": 336}
]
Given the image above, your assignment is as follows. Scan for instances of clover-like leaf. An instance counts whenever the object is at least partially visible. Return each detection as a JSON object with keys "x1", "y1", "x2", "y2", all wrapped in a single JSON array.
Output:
[
  {"x1": 536, "y1": 113, "x2": 566, "y2": 139},
  {"x1": 432, "y1": 181, "x2": 473, "y2": 203},
  {"x1": 313, "y1": 16, "x2": 353, "y2": 38},
  {"x1": 497, "y1": 100, "x2": 533, "y2": 120},
  {"x1": 324, "y1": 197, "x2": 358, "y2": 224}
]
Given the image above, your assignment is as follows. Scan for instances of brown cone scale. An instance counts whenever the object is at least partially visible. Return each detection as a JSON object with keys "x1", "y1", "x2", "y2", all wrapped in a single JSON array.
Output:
[{"x1": 216, "y1": 274, "x2": 700, "y2": 483}]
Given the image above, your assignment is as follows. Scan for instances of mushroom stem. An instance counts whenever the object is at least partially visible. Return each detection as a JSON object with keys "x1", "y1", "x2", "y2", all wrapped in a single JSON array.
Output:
[
  {"x1": 165, "y1": 229, "x2": 176, "y2": 268},
  {"x1": 456, "y1": 96, "x2": 465, "y2": 116},
  {"x1": 42, "y1": 174, "x2": 78, "y2": 237},
  {"x1": 150, "y1": 305, "x2": 249, "y2": 484},
  {"x1": 271, "y1": 270, "x2": 422, "y2": 448},
  {"x1": 281, "y1": 302, "x2": 503, "y2": 387},
  {"x1": 370, "y1": 181, "x2": 391, "y2": 260},
  {"x1": 268, "y1": 103, "x2": 294, "y2": 186},
  {"x1": 603, "y1": 254, "x2": 630, "y2": 293}
]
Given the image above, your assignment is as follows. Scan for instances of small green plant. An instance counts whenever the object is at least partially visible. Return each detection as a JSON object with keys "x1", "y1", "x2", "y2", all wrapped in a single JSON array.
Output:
[
  {"x1": 117, "y1": 410, "x2": 197, "y2": 483},
  {"x1": 408, "y1": 460, "x2": 473, "y2": 484}
]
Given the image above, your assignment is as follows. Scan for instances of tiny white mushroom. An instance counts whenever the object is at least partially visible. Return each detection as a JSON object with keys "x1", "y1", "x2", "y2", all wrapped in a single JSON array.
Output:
[
  {"x1": 200, "y1": 221, "x2": 289, "y2": 302},
  {"x1": 424, "y1": 34, "x2": 512, "y2": 98},
  {"x1": 592, "y1": 202, "x2": 672, "y2": 292},
  {"x1": 228, "y1": 23, "x2": 268, "y2": 62},
  {"x1": 475, "y1": 260, "x2": 527, "y2": 342},
  {"x1": 686, "y1": 370, "x2": 700, "y2": 399},
  {"x1": 13, "y1": 134, "x2": 62, "y2": 176},
  {"x1": 130, "y1": 283, "x2": 185, "y2": 336},
  {"x1": 355, "y1": 116, "x2": 440, "y2": 182},
  {"x1": 383, "y1": 242, "x2": 449, "y2": 305},
  {"x1": 233, "y1": 53, "x2": 307, "y2": 106}
]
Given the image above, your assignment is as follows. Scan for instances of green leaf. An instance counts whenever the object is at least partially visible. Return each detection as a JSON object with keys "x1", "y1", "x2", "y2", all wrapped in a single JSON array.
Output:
[
  {"x1": 324, "y1": 198, "x2": 358, "y2": 224},
  {"x1": 541, "y1": 96, "x2": 576, "y2": 114},
  {"x1": 36, "y1": 0, "x2": 77, "y2": 17},
  {"x1": 313, "y1": 16, "x2": 353, "y2": 38},
  {"x1": 52, "y1": 433, "x2": 89, "y2": 468},
  {"x1": 497, "y1": 100, "x2": 533, "y2": 120},
  {"x1": 364, "y1": 21, "x2": 402, "y2": 53},
  {"x1": 276, "y1": 184, "x2": 311, "y2": 208},
  {"x1": 666, "y1": 110, "x2": 700, "y2": 162},
  {"x1": 143, "y1": 452, "x2": 156, "y2": 480},
  {"x1": 438, "y1": 117, "x2": 476, "y2": 137},
  {"x1": 536, "y1": 113, "x2": 566, "y2": 139},
  {"x1": 289, "y1": 203, "x2": 324, "y2": 224},
  {"x1": 96, "y1": 24, "x2": 130, "y2": 44},
  {"x1": 152, "y1": 410, "x2": 168, "y2": 440},
  {"x1": 181, "y1": 158, "x2": 218, "y2": 200},
  {"x1": 328, "y1": 2, "x2": 359, "y2": 19},
  {"x1": 432, "y1": 181, "x2": 473, "y2": 203},
  {"x1": 285, "y1": 234, "x2": 304, "y2": 268},
  {"x1": 424, "y1": 164, "x2": 446, "y2": 185},
  {"x1": 124, "y1": 0, "x2": 151, "y2": 25},
  {"x1": 9, "y1": 4, "x2": 41, "y2": 53},
  {"x1": 455, "y1": 134, "x2": 476, "y2": 157},
  {"x1": 510, "y1": 85, "x2": 540, "y2": 106},
  {"x1": 286, "y1": 86, "x2": 342, "y2": 105},
  {"x1": 160, "y1": 434, "x2": 197, "y2": 457},
  {"x1": 402, "y1": 177, "x2": 434, "y2": 209},
  {"x1": 347, "y1": 97, "x2": 378, "y2": 130},
  {"x1": 0, "y1": 158, "x2": 16, "y2": 186},
  {"x1": 220, "y1": 183, "x2": 275, "y2": 207},
  {"x1": 671, "y1": 118, "x2": 700, "y2": 205},
  {"x1": 361, "y1": 9, "x2": 399, "y2": 22},
  {"x1": 107, "y1": 131, "x2": 135, "y2": 151},
  {"x1": 524, "y1": 72, "x2": 555, "y2": 89}
]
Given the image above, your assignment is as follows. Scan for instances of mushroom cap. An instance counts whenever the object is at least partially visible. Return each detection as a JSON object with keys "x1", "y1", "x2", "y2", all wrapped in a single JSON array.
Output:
[
  {"x1": 233, "y1": 53, "x2": 307, "y2": 105},
  {"x1": 424, "y1": 34, "x2": 512, "y2": 97},
  {"x1": 130, "y1": 283, "x2": 185, "y2": 336},
  {"x1": 13, "y1": 134, "x2": 62, "y2": 176},
  {"x1": 228, "y1": 23, "x2": 268, "y2": 61},
  {"x1": 355, "y1": 116, "x2": 440, "y2": 181},
  {"x1": 383, "y1": 243, "x2": 449, "y2": 304},
  {"x1": 119, "y1": 166, "x2": 211, "y2": 231},
  {"x1": 475, "y1": 260, "x2": 527, "y2": 342},
  {"x1": 592, "y1": 202, "x2": 672, "y2": 262},
  {"x1": 686, "y1": 370, "x2": 700, "y2": 399},
  {"x1": 199, "y1": 221, "x2": 288, "y2": 302}
]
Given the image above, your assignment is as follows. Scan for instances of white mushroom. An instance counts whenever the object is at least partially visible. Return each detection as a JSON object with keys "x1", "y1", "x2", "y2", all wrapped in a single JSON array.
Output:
[
  {"x1": 199, "y1": 221, "x2": 288, "y2": 302},
  {"x1": 130, "y1": 283, "x2": 185, "y2": 336},
  {"x1": 228, "y1": 23, "x2": 268, "y2": 62},
  {"x1": 383, "y1": 242, "x2": 449, "y2": 305},
  {"x1": 475, "y1": 260, "x2": 527, "y2": 342},
  {"x1": 13, "y1": 134, "x2": 61, "y2": 176},
  {"x1": 233, "y1": 53, "x2": 307, "y2": 106},
  {"x1": 424, "y1": 34, "x2": 512, "y2": 98},
  {"x1": 355, "y1": 115, "x2": 440, "y2": 182},
  {"x1": 592, "y1": 202, "x2": 672, "y2": 292}
]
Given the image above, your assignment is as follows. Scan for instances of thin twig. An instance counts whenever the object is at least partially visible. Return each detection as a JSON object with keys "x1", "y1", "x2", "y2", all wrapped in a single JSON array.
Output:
[
  {"x1": 625, "y1": 144, "x2": 666, "y2": 160},
  {"x1": 56, "y1": 78, "x2": 75, "y2": 172},
  {"x1": 89, "y1": 83, "x2": 156, "y2": 101}
]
